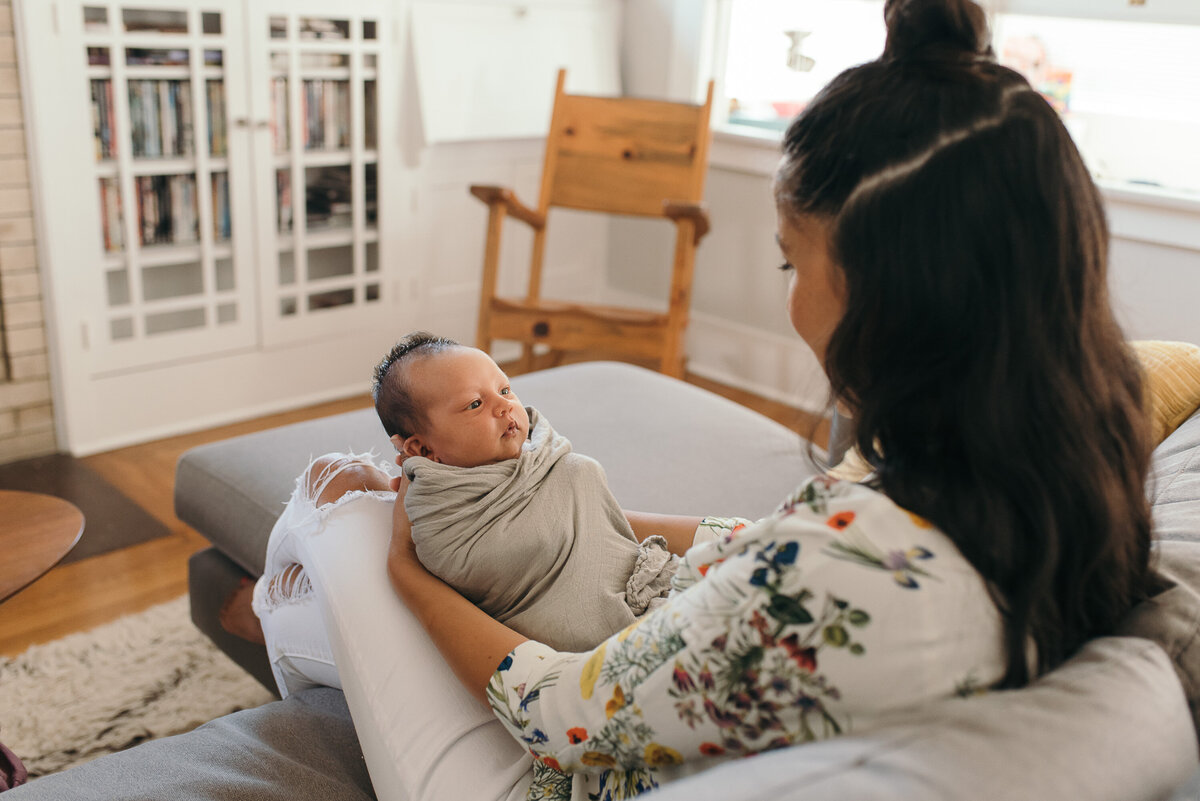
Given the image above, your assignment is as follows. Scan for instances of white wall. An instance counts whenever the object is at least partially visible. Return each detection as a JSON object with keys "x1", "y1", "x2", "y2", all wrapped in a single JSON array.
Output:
[
  {"x1": 614, "y1": 0, "x2": 1200, "y2": 413},
  {"x1": 615, "y1": 0, "x2": 830, "y2": 411}
]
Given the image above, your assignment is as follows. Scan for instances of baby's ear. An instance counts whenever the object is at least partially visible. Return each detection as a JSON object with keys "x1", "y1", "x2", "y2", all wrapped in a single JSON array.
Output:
[{"x1": 399, "y1": 434, "x2": 433, "y2": 462}]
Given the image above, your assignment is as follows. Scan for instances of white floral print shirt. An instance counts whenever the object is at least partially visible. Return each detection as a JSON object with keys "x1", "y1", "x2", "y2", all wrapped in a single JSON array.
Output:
[{"x1": 488, "y1": 476, "x2": 1006, "y2": 800}]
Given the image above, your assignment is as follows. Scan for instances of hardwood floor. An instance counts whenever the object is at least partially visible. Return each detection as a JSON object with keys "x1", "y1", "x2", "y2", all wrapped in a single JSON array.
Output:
[{"x1": 0, "y1": 361, "x2": 826, "y2": 658}]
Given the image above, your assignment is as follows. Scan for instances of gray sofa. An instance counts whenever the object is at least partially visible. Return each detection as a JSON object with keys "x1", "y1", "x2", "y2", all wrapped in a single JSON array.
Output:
[{"x1": 10, "y1": 361, "x2": 1200, "y2": 800}]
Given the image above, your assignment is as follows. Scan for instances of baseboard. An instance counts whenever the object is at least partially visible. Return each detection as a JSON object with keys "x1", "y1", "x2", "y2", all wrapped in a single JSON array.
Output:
[
  {"x1": 598, "y1": 287, "x2": 830, "y2": 413},
  {"x1": 68, "y1": 383, "x2": 371, "y2": 457},
  {"x1": 685, "y1": 311, "x2": 830, "y2": 414}
]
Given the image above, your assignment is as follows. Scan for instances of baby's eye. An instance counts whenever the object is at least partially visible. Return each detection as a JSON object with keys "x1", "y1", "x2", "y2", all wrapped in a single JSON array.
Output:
[
  {"x1": 779, "y1": 262, "x2": 794, "y2": 272},
  {"x1": 468, "y1": 399, "x2": 482, "y2": 410},
  {"x1": 500, "y1": 387, "x2": 511, "y2": 395}
]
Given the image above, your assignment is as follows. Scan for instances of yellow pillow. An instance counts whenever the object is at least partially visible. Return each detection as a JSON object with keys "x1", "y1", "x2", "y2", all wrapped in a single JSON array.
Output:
[
  {"x1": 826, "y1": 339, "x2": 1200, "y2": 481},
  {"x1": 1130, "y1": 340, "x2": 1200, "y2": 446}
]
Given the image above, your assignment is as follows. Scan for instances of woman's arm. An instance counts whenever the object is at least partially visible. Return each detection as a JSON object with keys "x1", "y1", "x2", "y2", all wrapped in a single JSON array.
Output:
[
  {"x1": 623, "y1": 510, "x2": 705, "y2": 556},
  {"x1": 493, "y1": 482, "x2": 984, "y2": 782},
  {"x1": 387, "y1": 474, "x2": 528, "y2": 704}
]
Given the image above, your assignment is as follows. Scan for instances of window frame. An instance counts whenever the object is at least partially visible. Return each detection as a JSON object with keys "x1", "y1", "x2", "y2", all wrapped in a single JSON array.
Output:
[{"x1": 706, "y1": 0, "x2": 1200, "y2": 213}]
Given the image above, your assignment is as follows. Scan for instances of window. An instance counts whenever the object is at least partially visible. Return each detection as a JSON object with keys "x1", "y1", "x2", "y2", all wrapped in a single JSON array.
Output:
[
  {"x1": 714, "y1": 0, "x2": 885, "y2": 135},
  {"x1": 714, "y1": 0, "x2": 1200, "y2": 195},
  {"x1": 991, "y1": 12, "x2": 1200, "y2": 195}
]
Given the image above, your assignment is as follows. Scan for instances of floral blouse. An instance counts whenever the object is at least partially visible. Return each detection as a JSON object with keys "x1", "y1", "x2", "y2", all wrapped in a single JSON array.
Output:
[{"x1": 487, "y1": 476, "x2": 1006, "y2": 800}]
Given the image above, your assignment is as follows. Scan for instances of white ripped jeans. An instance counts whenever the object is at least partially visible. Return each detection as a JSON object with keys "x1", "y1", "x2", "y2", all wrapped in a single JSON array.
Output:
[
  {"x1": 251, "y1": 454, "x2": 533, "y2": 801},
  {"x1": 251, "y1": 454, "x2": 380, "y2": 697}
]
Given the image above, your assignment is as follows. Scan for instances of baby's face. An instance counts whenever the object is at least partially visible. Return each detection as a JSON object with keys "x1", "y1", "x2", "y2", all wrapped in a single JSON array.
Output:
[{"x1": 407, "y1": 348, "x2": 530, "y2": 467}]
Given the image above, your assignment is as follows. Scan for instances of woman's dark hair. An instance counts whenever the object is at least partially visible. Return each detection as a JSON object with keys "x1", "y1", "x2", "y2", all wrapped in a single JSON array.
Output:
[
  {"x1": 372, "y1": 331, "x2": 461, "y2": 438},
  {"x1": 777, "y1": 0, "x2": 1158, "y2": 687}
]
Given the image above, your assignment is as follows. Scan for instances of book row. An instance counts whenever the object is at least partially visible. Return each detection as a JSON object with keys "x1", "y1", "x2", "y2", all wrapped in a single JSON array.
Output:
[
  {"x1": 129, "y1": 79, "x2": 195, "y2": 158},
  {"x1": 301, "y1": 80, "x2": 351, "y2": 151},
  {"x1": 273, "y1": 78, "x2": 378, "y2": 152},
  {"x1": 98, "y1": 172, "x2": 232, "y2": 252},
  {"x1": 90, "y1": 79, "x2": 228, "y2": 160},
  {"x1": 92, "y1": 78, "x2": 374, "y2": 162}
]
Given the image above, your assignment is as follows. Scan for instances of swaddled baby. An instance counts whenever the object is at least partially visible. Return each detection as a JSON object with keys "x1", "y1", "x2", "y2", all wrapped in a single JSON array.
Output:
[{"x1": 373, "y1": 332, "x2": 677, "y2": 652}]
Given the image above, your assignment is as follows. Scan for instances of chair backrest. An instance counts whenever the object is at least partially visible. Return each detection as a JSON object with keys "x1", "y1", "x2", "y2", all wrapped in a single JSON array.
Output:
[{"x1": 537, "y1": 70, "x2": 714, "y2": 218}]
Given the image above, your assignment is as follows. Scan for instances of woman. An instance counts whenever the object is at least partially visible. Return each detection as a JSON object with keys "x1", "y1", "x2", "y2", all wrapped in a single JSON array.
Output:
[{"x1": 262, "y1": 0, "x2": 1161, "y2": 798}]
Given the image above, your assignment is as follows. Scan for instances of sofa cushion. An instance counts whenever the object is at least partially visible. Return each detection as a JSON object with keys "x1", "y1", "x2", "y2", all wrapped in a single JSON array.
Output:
[
  {"x1": 1120, "y1": 540, "x2": 1200, "y2": 746},
  {"x1": 1152, "y1": 409, "x2": 1200, "y2": 543},
  {"x1": 649, "y1": 637, "x2": 1197, "y2": 801},
  {"x1": 175, "y1": 409, "x2": 389, "y2": 576},
  {"x1": 175, "y1": 362, "x2": 820, "y2": 576},
  {"x1": 5, "y1": 688, "x2": 371, "y2": 801}
]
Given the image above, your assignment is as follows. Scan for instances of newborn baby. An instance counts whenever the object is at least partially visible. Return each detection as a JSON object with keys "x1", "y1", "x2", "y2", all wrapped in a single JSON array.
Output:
[{"x1": 373, "y1": 332, "x2": 677, "y2": 651}]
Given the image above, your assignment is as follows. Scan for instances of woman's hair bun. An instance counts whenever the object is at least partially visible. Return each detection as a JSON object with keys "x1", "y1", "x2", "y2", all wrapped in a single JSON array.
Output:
[{"x1": 882, "y1": 0, "x2": 992, "y2": 62}]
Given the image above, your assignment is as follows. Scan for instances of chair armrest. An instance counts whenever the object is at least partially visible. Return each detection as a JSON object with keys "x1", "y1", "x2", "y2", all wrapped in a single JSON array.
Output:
[
  {"x1": 469, "y1": 185, "x2": 546, "y2": 230},
  {"x1": 663, "y1": 201, "x2": 711, "y2": 244}
]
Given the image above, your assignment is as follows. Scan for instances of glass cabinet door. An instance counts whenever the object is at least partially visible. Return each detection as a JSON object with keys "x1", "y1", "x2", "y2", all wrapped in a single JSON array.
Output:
[
  {"x1": 80, "y1": 0, "x2": 256, "y2": 372},
  {"x1": 247, "y1": 0, "x2": 391, "y2": 346}
]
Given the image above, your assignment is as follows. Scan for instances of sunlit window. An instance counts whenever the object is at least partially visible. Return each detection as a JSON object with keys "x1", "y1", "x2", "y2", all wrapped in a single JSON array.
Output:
[
  {"x1": 993, "y1": 14, "x2": 1200, "y2": 195},
  {"x1": 715, "y1": 1, "x2": 1200, "y2": 196},
  {"x1": 718, "y1": 0, "x2": 885, "y2": 134}
]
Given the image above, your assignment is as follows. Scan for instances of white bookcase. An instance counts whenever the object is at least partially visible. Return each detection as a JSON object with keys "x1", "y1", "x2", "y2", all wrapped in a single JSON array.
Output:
[
  {"x1": 17, "y1": 0, "x2": 618, "y2": 454},
  {"x1": 60, "y1": 1, "x2": 260, "y2": 373},
  {"x1": 28, "y1": 0, "x2": 393, "y2": 367},
  {"x1": 246, "y1": 0, "x2": 394, "y2": 348},
  {"x1": 17, "y1": 0, "x2": 407, "y2": 453}
]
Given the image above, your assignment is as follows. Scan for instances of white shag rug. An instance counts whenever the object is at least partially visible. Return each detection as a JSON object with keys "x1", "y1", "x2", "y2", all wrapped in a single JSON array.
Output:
[{"x1": 0, "y1": 595, "x2": 275, "y2": 778}]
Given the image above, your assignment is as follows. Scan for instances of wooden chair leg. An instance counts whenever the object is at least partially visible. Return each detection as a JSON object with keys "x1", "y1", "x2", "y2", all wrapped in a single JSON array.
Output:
[
  {"x1": 661, "y1": 222, "x2": 696, "y2": 379},
  {"x1": 661, "y1": 351, "x2": 686, "y2": 379},
  {"x1": 476, "y1": 205, "x2": 507, "y2": 353},
  {"x1": 519, "y1": 344, "x2": 536, "y2": 374}
]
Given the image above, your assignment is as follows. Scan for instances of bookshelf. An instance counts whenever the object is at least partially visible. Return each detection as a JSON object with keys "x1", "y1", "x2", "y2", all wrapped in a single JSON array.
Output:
[
  {"x1": 250, "y1": 3, "x2": 388, "y2": 347},
  {"x1": 17, "y1": 0, "x2": 617, "y2": 454},
  {"x1": 22, "y1": 0, "x2": 393, "y2": 379},
  {"x1": 73, "y1": 3, "x2": 253, "y2": 369}
]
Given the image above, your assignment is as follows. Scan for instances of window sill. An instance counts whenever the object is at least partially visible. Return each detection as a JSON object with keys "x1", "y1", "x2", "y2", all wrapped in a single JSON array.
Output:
[
  {"x1": 710, "y1": 125, "x2": 785, "y2": 176},
  {"x1": 709, "y1": 124, "x2": 1200, "y2": 249}
]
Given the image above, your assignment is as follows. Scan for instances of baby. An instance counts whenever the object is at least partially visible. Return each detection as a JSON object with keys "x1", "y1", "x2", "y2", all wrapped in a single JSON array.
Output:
[{"x1": 372, "y1": 332, "x2": 677, "y2": 652}]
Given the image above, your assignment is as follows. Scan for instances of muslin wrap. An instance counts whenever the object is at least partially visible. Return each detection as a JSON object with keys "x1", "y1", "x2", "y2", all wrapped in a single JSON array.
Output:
[{"x1": 403, "y1": 407, "x2": 677, "y2": 652}]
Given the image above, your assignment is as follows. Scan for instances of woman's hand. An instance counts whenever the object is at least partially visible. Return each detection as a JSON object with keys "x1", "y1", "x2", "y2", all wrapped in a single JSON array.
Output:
[
  {"x1": 386, "y1": 472, "x2": 431, "y2": 601},
  {"x1": 384, "y1": 471, "x2": 529, "y2": 704}
]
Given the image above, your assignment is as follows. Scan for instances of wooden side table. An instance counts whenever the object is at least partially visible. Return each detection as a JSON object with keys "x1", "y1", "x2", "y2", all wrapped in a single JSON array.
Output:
[
  {"x1": 0, "y1": 489, "x2": 85, "y2": 604},
  {"x1": 0, "y1": 490, "x2": 82, "y2": 789}
]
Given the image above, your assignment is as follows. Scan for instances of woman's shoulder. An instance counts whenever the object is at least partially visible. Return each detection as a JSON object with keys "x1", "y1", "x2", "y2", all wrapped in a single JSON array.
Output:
[
  {"x1": 769, "y1": 474, "x2": 944, "y2": 548},
  {"x1": 775, "y1": 474, "x2": 935, "y2": 537},
  {"x1": 678, "y1": 475, "x2": 981, "y2": 593}
]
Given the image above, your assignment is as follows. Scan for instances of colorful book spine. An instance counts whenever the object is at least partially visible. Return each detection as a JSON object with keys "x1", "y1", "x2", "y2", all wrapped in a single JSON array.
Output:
[
  {"x1": 212, "y1": 172, "x2": 231, "y2": 241},
  {"x1": 91, "y1": 80, "x2": 118, "y2": 160},
  {"x1": 276, "y1": 169, "x2": 292, "y2": 233},
  {"x1": 271, "y1": 78, "x2": 289, "y2": 152},
  {"x1": 178, "y1": 81, "x2": 194, "y2": 155},
  {"x1": 98, "y1": 177, "x2": 124, "y2": 252},
  {"x1": 207, "y1": 81, "x2": 226, "y2": 156}
]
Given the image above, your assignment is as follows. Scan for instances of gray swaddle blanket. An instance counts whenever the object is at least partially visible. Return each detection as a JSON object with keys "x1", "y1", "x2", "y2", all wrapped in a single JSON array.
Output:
[{"x1": 403, "y1": 407, "x2": 677, "y2": 652}]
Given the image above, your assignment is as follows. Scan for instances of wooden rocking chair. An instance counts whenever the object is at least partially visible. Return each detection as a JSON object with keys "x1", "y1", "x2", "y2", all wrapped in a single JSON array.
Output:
[{"x1": 470, "y1": 69, "x2": 714, "y2": 378}]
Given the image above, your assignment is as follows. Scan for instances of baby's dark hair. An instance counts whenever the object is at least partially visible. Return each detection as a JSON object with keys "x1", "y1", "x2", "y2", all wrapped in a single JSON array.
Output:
[{"x1": 372, "y1": 332, "x2": 461, "y2": 439}]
